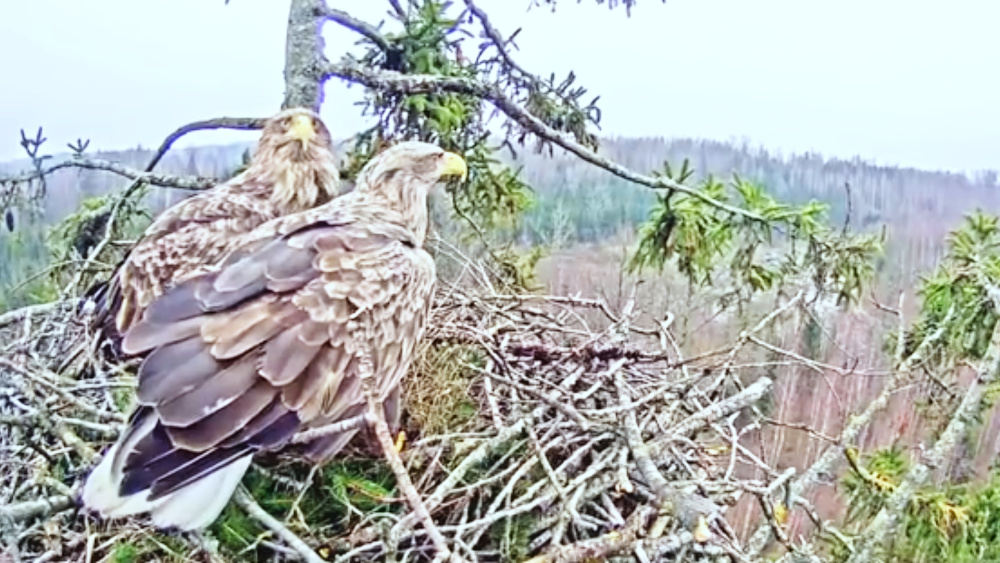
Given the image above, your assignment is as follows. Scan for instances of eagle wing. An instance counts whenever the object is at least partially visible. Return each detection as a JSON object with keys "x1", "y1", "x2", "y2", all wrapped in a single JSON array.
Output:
[
  {"x1": 85, "y1": 182, "x2": 288, "y2": 362},
  {"x1": 111, "y1": 206, "x2": 435, "y2": 501}
]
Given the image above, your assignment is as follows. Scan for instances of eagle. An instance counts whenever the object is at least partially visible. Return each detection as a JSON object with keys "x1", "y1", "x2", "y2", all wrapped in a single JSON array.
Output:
[
  {"x1": 80, "y1": 140, "x2": 467, "y2": 531},
  {"x1": 84, "y1": 107, "x2": 341, "y2": 359}
]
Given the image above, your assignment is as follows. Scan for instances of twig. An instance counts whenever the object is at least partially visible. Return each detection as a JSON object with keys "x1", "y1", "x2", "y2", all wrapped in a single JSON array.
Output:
[
  {"x1": 356, "y1": 349, "x2": 455, "y2": 562},
  {"x1": 746, "y1": 300, "x2": 954, "y2": 556},
  {"x1": 318, "y1": 4, "x2": 391, "y2": 51},
  {"x1": 418, "y1": 420, "x2": 527, "y2": 514},
  {"x1": 144, "y1": 117, "x2": 266, "y2": 173},
  {"x1": 0, "y1": 157, "x2": 216, "y2": 190},
  {"x1": 324, "y1": 61, "x2": 765, "y2": 223},
  {"x1": 0, "y1": 301, "x2": 76, "y2": 329},
  {"x1": 846, "y1": 313, "x2": 1000, "y2": 561},
  {"x1": 290, "y1": 414, "x2": 367, "y2": 444},
  {"x1": 522, "y1": 505, "x2": 657, "y2": 563},
  {"x1": 615, "y1": 373, "x2": 669, "y2": 509},
  {"x1": 663, "y1": 377, "x2": 773, "y2": 442},
  {"x1": 233, "y1": 487, "x2": 326, "y2": 563},
  {"x1": 0, "y1": 495, "x2": 74, "y2": 530}
]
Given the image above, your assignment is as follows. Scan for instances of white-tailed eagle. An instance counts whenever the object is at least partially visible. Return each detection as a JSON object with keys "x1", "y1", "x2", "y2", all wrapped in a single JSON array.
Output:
[
  {"x1": 85, "y1": 107, "x2": 342, "y2": 358},
  {"x1": 80, "y1": 141, "x2": 467, "y2": 531}
]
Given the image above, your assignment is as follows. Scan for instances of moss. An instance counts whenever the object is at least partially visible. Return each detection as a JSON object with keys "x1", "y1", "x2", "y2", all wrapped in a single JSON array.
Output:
[
  {"x1": 490, "y1": 512, "x2": 537, "y2": 561},
  {"x1": 210, "y1": 459, "x2": 402, "y2": 559},
  {"x1": 110, "y1": 543, "x2": 140, "y2": 563},
  {"x1": 112, "y1": 387, "x2": 136, "y2": 414},
  {"x1": 107, "y1": 534, "x2": 190, "y2": 563},
  {"x1": 213, "y1": 502, "x2": 264, "y2": 554}
]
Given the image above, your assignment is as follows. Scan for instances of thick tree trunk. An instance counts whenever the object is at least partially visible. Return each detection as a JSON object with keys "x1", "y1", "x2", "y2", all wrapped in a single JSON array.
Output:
[{"x1": 283, "y1": 0, "x2": 327, "y2": 112}]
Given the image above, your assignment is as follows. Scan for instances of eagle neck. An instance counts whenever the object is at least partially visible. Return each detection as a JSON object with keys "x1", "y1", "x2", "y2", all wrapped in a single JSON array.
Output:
[
  {"x1": 362, "y1": 190, "x2": 429, "y2": 246},
  {"x1": 238, "y1": 158, "x2": 340, "y2": 213}
]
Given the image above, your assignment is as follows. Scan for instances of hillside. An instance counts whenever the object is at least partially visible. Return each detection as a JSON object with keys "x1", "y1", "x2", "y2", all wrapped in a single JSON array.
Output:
[{"x1": 3, "y1": 135, "x2": 997, "y2": 304}]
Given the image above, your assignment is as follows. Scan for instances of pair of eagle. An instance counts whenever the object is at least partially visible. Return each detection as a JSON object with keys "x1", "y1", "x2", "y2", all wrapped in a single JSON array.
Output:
[{"x1": 78, "y1": 108, "x2": 468, "y2": 531}]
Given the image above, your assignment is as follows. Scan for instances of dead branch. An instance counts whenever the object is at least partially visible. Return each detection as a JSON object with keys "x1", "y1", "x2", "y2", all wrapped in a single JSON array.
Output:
[
  {"x1": 290, "y1": 414, "x2": 367, "y2": 444},
  {"x1": 318, "y1": 4, "x2": 391, "y2": 51},
  {"x1": 0, "y1": 495, "x2": 74, "y2": 531},
  {"x1": 745, "y1": 300, "x2": 955, "y2": 556},
  {"x1": 522, "y1": 505, "x2": 657, "y2": 563},
  {"x1": 0, "y1": 300, "x2": 76, "y2": 329},
  {"x1": 0, "y1": 157, "x2": 216, "y2": 190},
  {"x1": 233, "y1": 487, "x2": 326, "y2": 563},
  {"x1": 144, "y1": 116, "x2": 266, "y2": 173},
  {"x1": 845, "y1": 287, "x2": 1000, "y2": 561},
  {"x1": 357, "y1": 349, "x2": 455, "y2": 562}
]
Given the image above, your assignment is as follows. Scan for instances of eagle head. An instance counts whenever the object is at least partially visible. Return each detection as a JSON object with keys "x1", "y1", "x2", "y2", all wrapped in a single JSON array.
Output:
[
  {"x1": 251, "y1": 107, "x2": 342, "y2": 210},
  {"x1": 354, "y1": 141, "x2": 468, "y2": 243}
]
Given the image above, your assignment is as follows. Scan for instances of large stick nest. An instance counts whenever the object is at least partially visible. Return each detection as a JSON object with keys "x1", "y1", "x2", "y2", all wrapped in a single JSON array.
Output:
[{"x1": 0, "y1": 254, "x2": 788, "y2": 563}]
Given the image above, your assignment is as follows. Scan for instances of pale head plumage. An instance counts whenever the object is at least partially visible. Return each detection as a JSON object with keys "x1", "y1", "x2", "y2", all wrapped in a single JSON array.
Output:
[
  {"x1": 351, "y1": 141, "x2": 468, "y2": 243},
  {"x1": 244, "y1": 107, "x2": 341, "y2": 209}
]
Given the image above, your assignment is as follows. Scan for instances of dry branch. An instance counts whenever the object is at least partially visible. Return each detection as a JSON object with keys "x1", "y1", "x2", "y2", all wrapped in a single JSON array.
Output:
[
  {"x1": 144, "y1": 116, "x2": 266, "y2": 173},
  {"x1": 745, "y1": 298, "x2": 955, "y2": 557},
  {"x1": 845, "y1": 287, "x2": 1000, "y2": 561},
  {"x1": 233, "y1": 488, "x2": 327, "y2": 563},
  {"x1": 1, "y1": 157, "x2": 217, "y2": 191},
  {"x1": 0, "y1": 300, "x2": 75, "y2": 329},
  {"x1": 0, "y1": 495, "x2": 74, "y2": 531},
  {"x1": 319, "y1": 4, "x2": 391, "y2": 51}
]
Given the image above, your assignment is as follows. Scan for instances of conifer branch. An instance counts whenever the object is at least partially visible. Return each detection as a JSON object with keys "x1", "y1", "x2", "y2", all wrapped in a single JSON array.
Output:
[{"x1": 324, "y1": 61, "x2": 765, "y2": 222}]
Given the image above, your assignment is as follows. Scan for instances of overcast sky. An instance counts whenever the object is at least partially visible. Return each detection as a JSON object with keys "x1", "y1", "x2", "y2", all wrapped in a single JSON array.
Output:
[{"x1": 0, "y1": 0, "x2": 996, "y2": 172}]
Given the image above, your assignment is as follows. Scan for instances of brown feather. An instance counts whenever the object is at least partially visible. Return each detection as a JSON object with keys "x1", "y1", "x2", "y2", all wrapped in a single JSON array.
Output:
[
  {"x1": 136, "y1": 338, "x2": 223, "y2": 405},
  {"x1": 157, "y1": 357, "x2": 260, "y2": 427},
  {"x1": 260, "y1": 325, "x2": 324, "y2": 386},
  {"x1": 280, "y1": 346, "x2": 340, "y2": 414},
  {"x1": 83, "y1": 140, "x2": 455, "y2": 532},
  {"x1": 219, "y1": 398, "x2": 298, "y2": 449},
  {"x1": 165, "y1": 380, "x2": 276, "y2": 450}
]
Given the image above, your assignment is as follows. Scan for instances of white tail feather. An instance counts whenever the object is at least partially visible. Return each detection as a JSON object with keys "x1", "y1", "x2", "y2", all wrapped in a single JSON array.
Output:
[
  {"x1": 81, "y1": 412, "x2": 163, "y2": 518},
  {"x1": 81, "y1": 411, "x2": 253, "y2": 531},
  {"x1": 148, "y1": 455, "x2": 253, "y2": 530}
]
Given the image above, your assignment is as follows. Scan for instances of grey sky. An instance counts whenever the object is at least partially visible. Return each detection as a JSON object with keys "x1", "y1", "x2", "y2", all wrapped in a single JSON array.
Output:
[{"x1": 1, "y1": 0, "x2": 997, "y2": 172}]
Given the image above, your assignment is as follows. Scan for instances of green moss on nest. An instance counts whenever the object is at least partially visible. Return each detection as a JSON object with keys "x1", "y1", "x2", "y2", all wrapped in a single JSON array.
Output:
[
  {"x1": 210, "y1": 459, "x2": 402, "y2": 559},
  {"x1": 106, "y1": 533, "x2": 190, "y2": 563},
  {"x1": 110, "y1": 543, "x2": 140, "y2": 563}
]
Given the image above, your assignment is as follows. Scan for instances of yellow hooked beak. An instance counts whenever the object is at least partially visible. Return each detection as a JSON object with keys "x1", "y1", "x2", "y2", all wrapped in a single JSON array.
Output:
[
  {"x1": 288, "y1": 114, "x2": 316, "y2": 148},
  {"x1": 439, "y1": 151, "x2": 468, "y2": 182}
]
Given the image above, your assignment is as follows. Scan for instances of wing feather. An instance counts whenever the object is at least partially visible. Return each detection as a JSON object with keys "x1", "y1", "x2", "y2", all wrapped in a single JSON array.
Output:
[
  {"x1": 157, "y1": 356, "x2": 259, "y2": 427},
  {"x1": 113, "y1": 207, "x2": 436, "y2": 500},
  {"x1": 137, "y1": 338, "x2": 222, "y2": 405},
  {"x1": 164, "y1": 380, "x2": 277, "y2": 450}
]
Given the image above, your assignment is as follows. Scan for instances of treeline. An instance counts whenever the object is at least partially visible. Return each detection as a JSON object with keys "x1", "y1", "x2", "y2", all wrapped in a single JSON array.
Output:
[
  {"x1": 513, "y1": 137, "x2": 1000, "y2": 246},
  {"x1": 1, "y1": 136, "x2": 998, "y2": 310}
]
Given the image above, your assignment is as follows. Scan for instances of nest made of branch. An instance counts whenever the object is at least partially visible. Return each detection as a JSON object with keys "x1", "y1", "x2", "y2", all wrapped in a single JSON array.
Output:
[{"x1": 0, "y1": 264, "x2": 787, "y2": 563}]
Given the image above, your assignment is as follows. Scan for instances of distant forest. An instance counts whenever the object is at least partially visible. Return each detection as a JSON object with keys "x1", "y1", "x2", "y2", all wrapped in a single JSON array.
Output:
[{"x1": 2, "y1": 136, "x2": 999, "y2": 310}]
